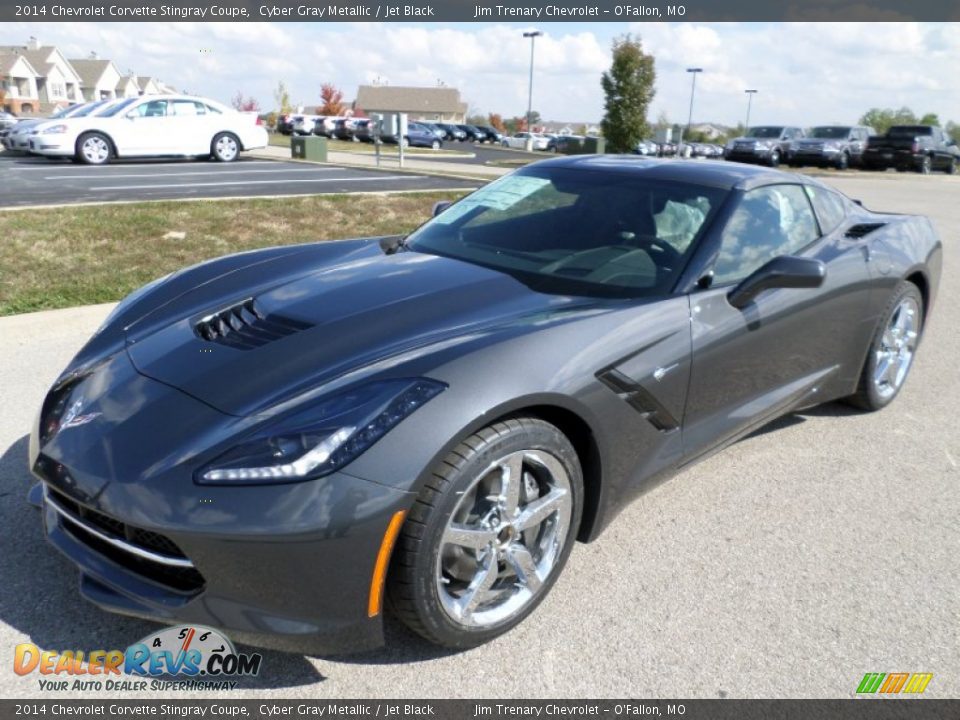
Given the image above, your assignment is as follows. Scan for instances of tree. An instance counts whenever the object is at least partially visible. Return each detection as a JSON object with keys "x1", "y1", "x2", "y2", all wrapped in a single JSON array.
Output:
[
  {"x1": 466, "y1": 114, "x2": 488, "y2": 126},
  {"x1": 919, "y1": 112, "x2": 940, "y2": 126},
  {"x1": 488, "y1": 113, "x2": 505, "y2": 132},
  {"x1": 318, "y1": 83, "x2": 346, "y2": 116},
  {"x1": 600, "y1": 34, "x2": 656, "y2": 153},
  {"x1": 859, "y1": 107, "x2": 917, "y2": 134},
  {"x1": 231, "y1": 91, "x2": 260, "y2": 112},
  {"x1": 273, "y1": 81, "x2": 292, "y2": 115},
  {"x1": 946, "y1": 121, "x2": 959, "y2": 140}
]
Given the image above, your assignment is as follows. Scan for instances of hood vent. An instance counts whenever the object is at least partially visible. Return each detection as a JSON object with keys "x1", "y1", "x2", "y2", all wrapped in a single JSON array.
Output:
[
  {"x1": 194, "y1": 298, "x2": 312, "y2": 350},
  {"x1": 845, "y1": 222, "x2": 886, "y2": 239}
]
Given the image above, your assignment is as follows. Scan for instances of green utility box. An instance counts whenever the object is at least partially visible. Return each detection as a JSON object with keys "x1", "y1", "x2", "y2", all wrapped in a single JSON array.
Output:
[
  {"x1": 583, "y1": 136, "x2": 606, "y2": 154},
  {"x1": 291, "y1": 135, "x2": 328, "y2": 162}
]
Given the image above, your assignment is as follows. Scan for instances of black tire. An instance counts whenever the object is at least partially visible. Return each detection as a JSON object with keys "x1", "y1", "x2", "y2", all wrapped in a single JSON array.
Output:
[
  {"x1": 431, "y1": 139, "x2": 440, "y2": 150},
  {"x1": 836, "y1": 152, "x2": 850, "y2": 170},
  {"x1": 768, "y1": 150, "x2": 781, "y2": 167},
  {"x1": 918, "y1": 155, "x2": 932, "y2": 174},
  {"x1": 76, "y1": 132, "x2": 112, "y2": 165},
  {"x1": 211, "y1": 132, "x2": 241, "y2": 162},
  {"x1": 947, "y1": 158, "x2": 958, "y2": 175},
  {"x1": 388, "y1": 417, "x2": 583, "y2": 648},
  {"x1": 846, "y1": 281, "x2": 924, "y2": 412}
]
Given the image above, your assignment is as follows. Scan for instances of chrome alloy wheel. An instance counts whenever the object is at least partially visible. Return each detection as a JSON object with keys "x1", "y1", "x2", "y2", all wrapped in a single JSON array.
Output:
[
  {"x1": 215, "y1": 134, "x2": 239, "y2": 161},
  {"x1": 436, "y1": 450, "x2": 572, "y2": 628},
  {"x1": 874, "y1": 296, "x2": 919, "y2": 400},
  {"x1": 82, "y1": 136, "x2": 110, "y2": 164}
]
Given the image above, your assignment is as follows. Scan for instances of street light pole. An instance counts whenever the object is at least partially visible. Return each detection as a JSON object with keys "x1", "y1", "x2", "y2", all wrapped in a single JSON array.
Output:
[
  {"x1": 523, "y1": 30, "x2": 542, "y2": 151},
  {"x1": 744, "y1": 89, "x2": 758, "y2": 131},
  {"x1": 678, "y1": 67, "x2": 702, "y2": 157}
]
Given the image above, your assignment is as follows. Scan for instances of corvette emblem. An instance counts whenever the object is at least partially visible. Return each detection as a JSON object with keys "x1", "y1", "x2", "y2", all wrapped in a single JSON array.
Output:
[{"x1": 59, "y1": 398, "x2": 102, "y2": 431}]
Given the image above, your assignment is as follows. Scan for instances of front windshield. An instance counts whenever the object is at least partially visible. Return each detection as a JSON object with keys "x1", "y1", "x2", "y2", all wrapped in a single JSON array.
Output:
[
  {"x1": 97, "y1": 98, "x2": 139, "y2": 117},
  {"x1": 406, "y1": 167, "x2": 727, "y2": 298},
  {"x1": 68, "y1": 101, "x2": 109, "y2": 118},
  {"x1": 810, "y1": 126, "x2": 851, "y2": 139},
  {"x1": 747, "y1": 126, "x2": 784, "y2": 138}
]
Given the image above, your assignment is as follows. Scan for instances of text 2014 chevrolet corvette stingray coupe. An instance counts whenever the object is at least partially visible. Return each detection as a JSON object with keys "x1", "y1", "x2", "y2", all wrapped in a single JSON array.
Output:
[{"x1": 29, "y1": 157, "x2": 941, "y2": 652}]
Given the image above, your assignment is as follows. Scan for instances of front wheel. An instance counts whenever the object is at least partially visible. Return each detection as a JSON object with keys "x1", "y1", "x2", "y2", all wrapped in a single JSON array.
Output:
[
  {"x1": 211, "y1": 132, "x2": 240, "y2": 162},
  {"x1": 388, "y1": 417, "x2": 583, "y2": 648},
  {"x1": 917, "y1": 155, "x2": 932, "y2": 174},
  {"x1": 947, "y1": 158, "x2": 958, "y2": 175},
  {"x1": 846, "y1": 281, "x2": 923, "y2": 411},
  {"x1": 431, "y1": 140, "x2": 440, "y2": 150},
  {"x1": 836, "y1": 152, "x2": 850, "y2": 170},
  {"x1": 768, "y1": 150, "x2": 781, "y2": 167},
  {"x1": 76, "y1": 132, "x2": 112, "y2": 165}
]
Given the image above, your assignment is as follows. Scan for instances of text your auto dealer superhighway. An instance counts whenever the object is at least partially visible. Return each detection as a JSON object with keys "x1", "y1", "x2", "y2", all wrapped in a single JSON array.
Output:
[{"x1": 47, "y1": 4, "x2": 249, "y2": 17}]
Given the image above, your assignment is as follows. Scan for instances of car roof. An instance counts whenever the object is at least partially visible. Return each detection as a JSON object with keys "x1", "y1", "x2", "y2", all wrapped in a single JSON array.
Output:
[{"x1": 531, "y1": 155, "x2": 819, "y2": 191}]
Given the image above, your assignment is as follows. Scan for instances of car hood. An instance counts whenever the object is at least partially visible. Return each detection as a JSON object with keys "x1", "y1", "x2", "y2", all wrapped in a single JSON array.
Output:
[{"x1": 124, "y1": 242, "x2": 599, "y2": 416}]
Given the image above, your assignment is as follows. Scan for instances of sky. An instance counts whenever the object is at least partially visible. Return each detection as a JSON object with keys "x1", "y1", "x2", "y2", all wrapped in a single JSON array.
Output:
[{"x1": 6, "y1": 21, "x2": 959, "y2": 127}]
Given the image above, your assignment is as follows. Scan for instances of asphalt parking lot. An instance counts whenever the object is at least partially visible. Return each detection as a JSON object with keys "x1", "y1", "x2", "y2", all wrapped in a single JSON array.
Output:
[
  {"x1": 0, "y1": 153, "x2": 480, "y2": 207},
  {"x1": 0, "y1": 174, "x2": 957, "y2": 700}
]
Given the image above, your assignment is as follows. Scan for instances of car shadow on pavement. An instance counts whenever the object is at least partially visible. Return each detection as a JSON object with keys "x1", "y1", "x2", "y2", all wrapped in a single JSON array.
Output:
[
  {"x1": 0, "y1": 435, "x2": 325, "y2": 689},
  {"x1": 745, "y1": 401, "x2": 860, "y2": 440}
]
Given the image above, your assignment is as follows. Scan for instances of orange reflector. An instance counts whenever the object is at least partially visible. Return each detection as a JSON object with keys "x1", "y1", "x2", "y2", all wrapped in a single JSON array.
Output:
[{"x1": 368, "y1": 510, "x2": 406, "y2": 617}]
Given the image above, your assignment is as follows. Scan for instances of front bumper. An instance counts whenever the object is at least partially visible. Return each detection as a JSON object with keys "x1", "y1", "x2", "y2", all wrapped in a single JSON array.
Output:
[
  {"x1": 29, "y1": 351, "x2": 414, "y2": 654},
  {"x1": 789, "y1": 148, "x2": 841, "y2": 165},
  {"x1": 29, "y1": 136, "x2": 72, "y2": 156},
  {"x1": 725, "y1": 147, "x2": 775, "y2": 164}
]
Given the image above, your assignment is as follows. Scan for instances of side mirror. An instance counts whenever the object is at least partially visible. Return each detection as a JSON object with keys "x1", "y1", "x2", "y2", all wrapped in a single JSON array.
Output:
[
  {"x1": 727, "y1": 255, "x2": 826, "y2": 309},
  {"x1": 432, "y1": 200, "x2": 452, "y2": 217}
]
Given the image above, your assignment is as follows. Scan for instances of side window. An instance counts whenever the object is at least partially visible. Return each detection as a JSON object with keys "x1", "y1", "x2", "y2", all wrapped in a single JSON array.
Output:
[
  {"x1": 170, "y1": 100, "x2": 203, "y2": 116},
  {"x1": 713, "y1": 185, "x2": 820, "y2": 285},
  {"x1": 804, "y1": 185, "x2": 847, "y2": 235},
  {"x1": 132, "y1": 100, "x2": 167, "y2": 118}
]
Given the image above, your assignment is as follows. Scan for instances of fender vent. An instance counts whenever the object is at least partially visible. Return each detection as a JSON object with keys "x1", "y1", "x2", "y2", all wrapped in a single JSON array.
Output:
[
  {"x1": 194, "y1": 298, "x2": 312, "y2": 350},
  {"x1": 845, "y1": 222, "x2": 886, "y2": 239}
]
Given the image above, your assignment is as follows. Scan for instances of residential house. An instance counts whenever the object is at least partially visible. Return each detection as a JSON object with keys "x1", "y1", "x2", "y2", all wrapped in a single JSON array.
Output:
[
  {"x1": 0, "y1": 41, "x2": 85, "y2": 110},
  {"x1": 70, "y1": 58, "x2": 123, "y2": 102},
  {"x1": 135, "y1": 76, "x2": 163, "y2": 95},
  {"x1": 0, "y1": 53, "x2": 40, "y2": 114},
  {"x1": 115, "y1": 75, "x2": 141, "y2": 98},
  {"x1": 353, "y1": 85, "x2": 467, "y2": 124}
]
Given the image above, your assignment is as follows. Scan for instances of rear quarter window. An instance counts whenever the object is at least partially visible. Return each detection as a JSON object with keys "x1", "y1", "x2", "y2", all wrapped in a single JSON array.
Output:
[{"x1": 805, "y1": 185, "x2": 847, "y2": 235}]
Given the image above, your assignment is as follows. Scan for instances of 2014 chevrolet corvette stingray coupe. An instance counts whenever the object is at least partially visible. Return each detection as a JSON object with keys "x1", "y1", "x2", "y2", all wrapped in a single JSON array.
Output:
[{"x1": 29, "y1": 157, "x2": 941, "y2": 652}]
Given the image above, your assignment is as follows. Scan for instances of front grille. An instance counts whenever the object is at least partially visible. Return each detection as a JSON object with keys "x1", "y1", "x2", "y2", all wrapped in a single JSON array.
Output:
[
  {"x1": 46, "y1": 486, "x2": 205, "y2": 593},
  {"x1": 194, "y1": 298, "x2": 312, "y2": 350}
]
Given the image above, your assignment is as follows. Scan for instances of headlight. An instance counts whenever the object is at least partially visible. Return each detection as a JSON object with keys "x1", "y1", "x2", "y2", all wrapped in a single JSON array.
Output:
[
  {"x1": 198, "y1": 378, "x2": 445, "y2": 485},
  {"x1": 41, "y1": 124, "x2": 68, "y2": 134}
]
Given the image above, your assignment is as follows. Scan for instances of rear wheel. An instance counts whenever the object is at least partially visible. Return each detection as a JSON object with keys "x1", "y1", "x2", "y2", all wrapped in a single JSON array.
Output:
[
  {"x1": 211, "y1": 132, "x2": 240, "y2": 162},
  {"x1": 846, "y1": 281, "x2": 923, "y2": 411},
  {"x1": 76, "y1": 132, "x2": 111, "y2": 165},
  {"x1": 768, "y1": 150, "x2": 781, "y2": 167},
  {"x1": 918, "y1": 155, "x2": 932, "y2": 174},
  {"x1": 836, "y1": 152, "x2": 850, "y2": 170},
  {"x1": 947, "y1": 158, "x2": 958, "y2": 175},
  {"x1": 388, "y1": 417, "x2": 582, "y2": 648},
  {"x1": 431, "y1": 139, "x2": 440, "y2": 150}
]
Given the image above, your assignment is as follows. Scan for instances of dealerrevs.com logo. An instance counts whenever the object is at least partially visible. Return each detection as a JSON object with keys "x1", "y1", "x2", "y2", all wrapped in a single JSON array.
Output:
[{"x1": 14, "y1": 625, "x2": 263, "y2": 692}]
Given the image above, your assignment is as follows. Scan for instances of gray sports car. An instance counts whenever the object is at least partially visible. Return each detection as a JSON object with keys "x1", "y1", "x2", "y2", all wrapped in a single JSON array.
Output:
[{"x1": 29, "y1": 157, "x2": 941, "y2": 652}]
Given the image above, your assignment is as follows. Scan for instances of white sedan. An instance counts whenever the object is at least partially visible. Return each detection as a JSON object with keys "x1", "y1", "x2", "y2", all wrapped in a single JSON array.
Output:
[
  {"x1": 500, "y1": 132, "x2": 551, "y2": 151},
  {"x1": 28, "y1": 94, "x2": 268, "y2": 165}
]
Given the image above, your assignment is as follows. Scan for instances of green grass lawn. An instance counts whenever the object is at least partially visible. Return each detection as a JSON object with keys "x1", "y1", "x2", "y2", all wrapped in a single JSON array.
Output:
[{"x1": 0, "y1": 192, "x2": 468, "y2": 316}]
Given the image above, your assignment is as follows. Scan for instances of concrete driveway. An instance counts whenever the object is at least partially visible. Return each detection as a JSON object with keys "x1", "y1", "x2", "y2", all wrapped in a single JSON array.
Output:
[{"x1": 0, "y1": 174, "x2": 956, "y2": 700}]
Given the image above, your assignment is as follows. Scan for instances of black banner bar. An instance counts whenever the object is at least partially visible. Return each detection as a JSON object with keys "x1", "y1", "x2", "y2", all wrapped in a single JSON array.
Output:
[
  {"x1": 2, "y1": 0, "x2": 959, "y2": 22},
  {"x1": 2, "y1": 700, "x2": 959, "y2": 720}
]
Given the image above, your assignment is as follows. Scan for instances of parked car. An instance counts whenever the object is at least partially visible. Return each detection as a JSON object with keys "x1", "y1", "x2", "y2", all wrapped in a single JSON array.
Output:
[
  {"x1": 333, "y1": 118, "x2": 369, "y2": 142},
  {"x1": 456, "y1": 124, "x2": 485, "y2": 142},
  {"x1": 0, "y1": 110, "x2": 20, "y2": 134},
  {"x1": 31, "y1": 157, "x2": 940, "y2": 653},
  {"x1": 551, "y1": 134, "x2": 585, "y2": 154},
  {"x1": 788, "y1": 126, "x2": 873, "y2": 169},
  {"x1": 417, "y1": 122, "x2": 447, "y2": 141},
  {"x1": 291, "y1": 114, "x2": 323, "y2": 136},
  {"x1": 724, "y1": 126, "x2": 805, "y2": 167},
  {"x1": 634, "y1": 139, "x2": 658, "y2": 156},
  {"x1": 3, "y1": 101, "x2": 101, "y2": 151},
  {"x1": 275, "y1": 113, "x2": 295, "y2": 135},
  {"x1": 382, "y1": 121, "x2": 443, "y2": 149},
  {"x1": 475, "y1": 126, "x2": 503, "y2": 144},
  {"x1": 862, "y1": 125, "x2": 959, "y2": 174},
  {"x1": 435, "y1": 123, "x2": 466, "y2": 142},
  {"x1": 502, "y1": 132, "x2": 550, "y2": 151},
  {"x1": 352, "y1": 119, "x2": 378, "y2": 143},
  {"x1": 28, "y1": 94, "x2": 268, "y2": 164}
]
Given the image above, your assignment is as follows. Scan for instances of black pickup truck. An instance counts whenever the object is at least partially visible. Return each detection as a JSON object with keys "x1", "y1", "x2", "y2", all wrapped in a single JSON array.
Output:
[{"x1": 862, "y1": 125, "x2": 959, "y2": 173}]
